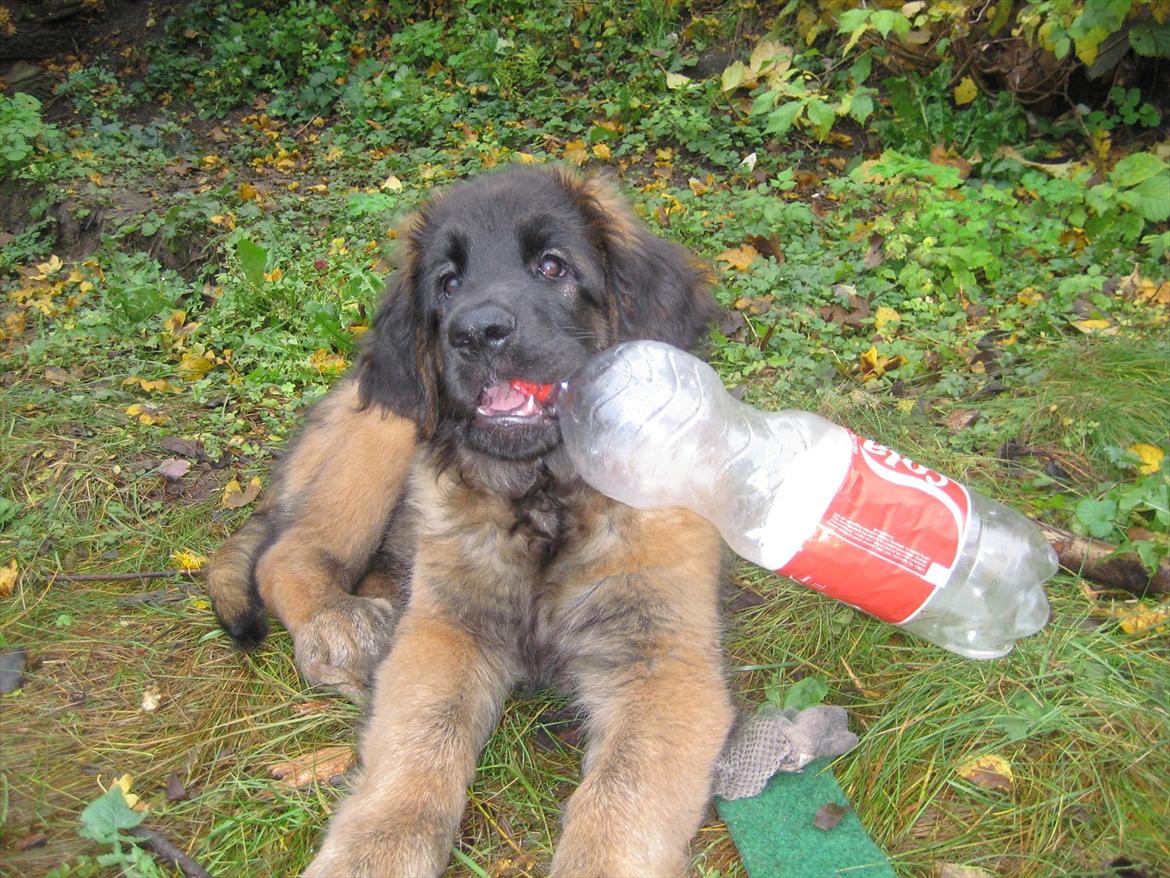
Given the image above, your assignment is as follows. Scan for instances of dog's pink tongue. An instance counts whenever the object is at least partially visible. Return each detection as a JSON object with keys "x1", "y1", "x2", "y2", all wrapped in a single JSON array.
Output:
[{"x1": 478, "y1": 382, "x2": 530, "y2": 416}]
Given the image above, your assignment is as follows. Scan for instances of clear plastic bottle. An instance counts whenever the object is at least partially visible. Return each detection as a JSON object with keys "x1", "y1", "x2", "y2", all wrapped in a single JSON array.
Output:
[{"x1": 555, "y1": 340, "x2": 1057, "y2": 659}]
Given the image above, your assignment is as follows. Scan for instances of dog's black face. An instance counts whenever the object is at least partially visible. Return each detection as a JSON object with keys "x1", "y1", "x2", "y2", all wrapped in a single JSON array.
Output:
[
  {"x1": 357, "y1": 166, "x2": 717, "y2": 467},
  {"x1": 418, "y1": 173, "x2": 613, "y2": 460}
]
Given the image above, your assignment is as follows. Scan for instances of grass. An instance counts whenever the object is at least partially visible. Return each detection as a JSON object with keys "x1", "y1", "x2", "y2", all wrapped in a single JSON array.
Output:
[{"x1": 2, "y1": 2, "x2": 1168, "y2": 876}]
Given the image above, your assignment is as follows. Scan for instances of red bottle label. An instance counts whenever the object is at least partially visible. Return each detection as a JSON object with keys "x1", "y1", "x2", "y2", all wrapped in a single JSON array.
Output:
[{"x1": 777, "y1": 433, "x2": 971, "y2": 624}]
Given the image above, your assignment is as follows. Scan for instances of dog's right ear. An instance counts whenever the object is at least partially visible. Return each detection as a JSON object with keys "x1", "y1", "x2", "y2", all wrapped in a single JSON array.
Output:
[{"x1": 356, "y1": 268, "x2": 425, "y2": 423}]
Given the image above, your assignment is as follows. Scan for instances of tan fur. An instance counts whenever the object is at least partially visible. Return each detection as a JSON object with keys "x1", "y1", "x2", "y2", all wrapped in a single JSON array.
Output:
[
  {"x1": 254, "y1": 379, "x2": 415, "y2": 632},
  {"x1": 304, "y1": 464, "x2": 733, "y2": 876},
  {"x1": 207, "y1": 377, "x2": 417, "y2": 696}
]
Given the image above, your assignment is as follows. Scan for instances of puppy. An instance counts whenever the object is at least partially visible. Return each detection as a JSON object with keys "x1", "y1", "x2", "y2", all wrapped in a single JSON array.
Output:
[{"x1": 208, "y1": 166, "x2": 734, "y2": 876}]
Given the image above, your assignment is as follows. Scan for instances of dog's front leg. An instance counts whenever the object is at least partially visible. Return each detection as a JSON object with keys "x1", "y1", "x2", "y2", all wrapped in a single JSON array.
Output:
[
  {"x1": 552, "y1": 637, "x2": 734, "y2": 878},
  {"x1": 303, "y1": 610, "x2": 513, "y2": 878}
]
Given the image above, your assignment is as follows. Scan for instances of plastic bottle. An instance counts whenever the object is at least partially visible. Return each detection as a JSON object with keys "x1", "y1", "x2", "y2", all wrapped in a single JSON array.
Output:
[{"x1": 553, "y1": 340, "x2": 1057, "y2": 659}]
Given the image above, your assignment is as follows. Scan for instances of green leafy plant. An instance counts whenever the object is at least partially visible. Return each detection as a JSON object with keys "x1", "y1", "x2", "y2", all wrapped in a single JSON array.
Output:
[
  {"x1": 876, "y1": 61, "x2": 1027, "y2": 156},
  {"x1": 1017, "y1": 0, "x2": 1170, "y2": 69},
  {"x1": 71, "y1": 786, "x2": 164, "y2": 878},
  {"x1": 724, "y1": 39, "x2": 876, "y2": 142},
  {"x1": 0, "y1": 93, "x2": 59, "y2": 179},
  {"x1": 1074, "y1": 454, "x2": 1170, "y2": 571}
]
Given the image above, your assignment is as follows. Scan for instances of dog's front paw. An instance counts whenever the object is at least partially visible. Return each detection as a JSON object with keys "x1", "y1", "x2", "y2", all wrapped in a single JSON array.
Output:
[
  {"x1": 302, "y1": 805, "x2": 450, "y2": 878},
  {"x1": 293, "y1": 596, "x2": 400, "y2": 701}
]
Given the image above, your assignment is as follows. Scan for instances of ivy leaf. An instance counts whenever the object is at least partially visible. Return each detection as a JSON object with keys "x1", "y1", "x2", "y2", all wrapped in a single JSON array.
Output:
[
  {"x1": 79, "y1": 786, "x2": 146, "y2": 845},
  {"x1": 849, "y1": 93, "x2": 874, "y2": 125},
  {"x1": 1074, "y1": 496, "x2": 1119, "y2": 540},
  {"x1": 870, "y1": 9, "x2": 910, "y2": 40},
  {"x1": 782, "y1": 676, "x2": 829, "y2": 711}
]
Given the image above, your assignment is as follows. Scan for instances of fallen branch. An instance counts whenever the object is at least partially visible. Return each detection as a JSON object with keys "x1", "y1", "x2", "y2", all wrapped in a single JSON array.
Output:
[
  {"x1": 136, "y1": 825, "x2": 215, "y2": 878},
  {"x1": 51, "y1": 569, "x2": 208, "y2": 583},
  {"x1": 1041, "y1": 524, "x2": 1170, "y2": 597}
]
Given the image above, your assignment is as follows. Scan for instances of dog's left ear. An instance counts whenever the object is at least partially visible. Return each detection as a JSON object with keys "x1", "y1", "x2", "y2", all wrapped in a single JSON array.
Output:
[{"x1": 569, "y1": 171, "x2": 719, "y2": 352}]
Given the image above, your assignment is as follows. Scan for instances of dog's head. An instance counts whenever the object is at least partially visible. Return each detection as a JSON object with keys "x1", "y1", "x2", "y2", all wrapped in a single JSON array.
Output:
[{"x1": 358, "y1": 166, "x2": 717, "y2": 465}]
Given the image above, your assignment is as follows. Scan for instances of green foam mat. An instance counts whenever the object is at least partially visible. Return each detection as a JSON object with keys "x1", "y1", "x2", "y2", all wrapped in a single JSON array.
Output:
[{"x1": 715, "y1": 758, "x2": 897, "y2": 878}]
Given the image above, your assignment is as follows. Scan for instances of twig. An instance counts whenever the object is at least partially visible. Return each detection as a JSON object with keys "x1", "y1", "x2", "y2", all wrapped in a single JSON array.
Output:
[
  {"x1": 51, "y1": 569, "x2": 208, "y2": 583},
  {"x1": 1042, "y1": 524, "x2": 1170, "y2": 597},
  {"x1": 135, "y1": 825, "x2": 215, "y2": 878}
]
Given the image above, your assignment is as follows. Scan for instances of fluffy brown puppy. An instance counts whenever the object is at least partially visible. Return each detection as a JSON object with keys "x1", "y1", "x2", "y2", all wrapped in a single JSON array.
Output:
[{"x1": 208, "y1": 166, "x2": 734, "y2": 877}]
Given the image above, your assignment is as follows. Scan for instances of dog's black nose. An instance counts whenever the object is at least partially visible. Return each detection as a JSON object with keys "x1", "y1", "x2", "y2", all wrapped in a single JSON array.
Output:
[{"x1": 448, "y1": 303, "x2": 516, "y2": 353}]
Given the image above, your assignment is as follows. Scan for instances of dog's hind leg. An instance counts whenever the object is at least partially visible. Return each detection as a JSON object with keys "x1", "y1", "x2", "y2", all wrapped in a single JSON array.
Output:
[{"x1": 208, "y1": 378, "x2": 418, "y2": 699}]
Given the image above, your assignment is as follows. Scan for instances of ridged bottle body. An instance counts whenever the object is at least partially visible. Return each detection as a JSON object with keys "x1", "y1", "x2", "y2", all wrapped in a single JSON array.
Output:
[{"x1": 558, "y1": 341, "x2": 1056, "y2": 659}]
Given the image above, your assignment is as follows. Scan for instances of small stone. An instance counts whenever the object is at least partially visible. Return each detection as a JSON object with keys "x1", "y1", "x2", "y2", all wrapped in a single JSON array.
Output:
[{"x1": 0, "y1": 649, "x2": 28, "y2": 694}]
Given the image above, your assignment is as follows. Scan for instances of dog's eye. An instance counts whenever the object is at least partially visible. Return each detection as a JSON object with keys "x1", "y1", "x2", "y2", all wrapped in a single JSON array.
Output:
[
  {"x1": 538, "y1": 254, "x2": 567, "y2": 279},
  {"x1": 441, "y1": 274, "x2": 461, "y2": 297}
]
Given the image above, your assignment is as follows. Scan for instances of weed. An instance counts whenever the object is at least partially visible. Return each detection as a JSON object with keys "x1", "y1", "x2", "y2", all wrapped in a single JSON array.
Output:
[{"x1": 0, "y1": 93, "x2": 62, "y2": 180}]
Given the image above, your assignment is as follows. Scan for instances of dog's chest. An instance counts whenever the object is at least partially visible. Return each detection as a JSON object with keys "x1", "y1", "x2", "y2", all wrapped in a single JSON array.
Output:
[{"x1": 415, "y1": 468, "x2": 626, "y2": 672}]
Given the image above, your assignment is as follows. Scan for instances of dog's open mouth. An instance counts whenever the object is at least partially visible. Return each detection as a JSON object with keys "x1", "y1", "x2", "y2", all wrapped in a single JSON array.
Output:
[{"x1": 476, "y1": 380, "x2": 559, "y2": 425}]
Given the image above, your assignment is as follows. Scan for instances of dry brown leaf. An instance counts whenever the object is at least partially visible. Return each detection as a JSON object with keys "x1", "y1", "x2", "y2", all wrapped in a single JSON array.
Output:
[
  {"x1": 940, "y1": 409, "x2": 981, "y2": 432},
  {"x1": 222, "y1": 476, "x2": 262, "y2": 509},
  {"x1": 270, "y1": 745, "x2": 354, "y2": 788},
  {"x1": 157, "y1": 458, "x2": 192, "y2": 481}
]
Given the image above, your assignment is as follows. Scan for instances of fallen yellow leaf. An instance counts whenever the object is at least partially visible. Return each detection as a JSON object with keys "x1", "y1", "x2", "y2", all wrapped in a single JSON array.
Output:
[
  {"x1": 1129, "y1": 443, "x2": 1164, "y2": 475},
  {"x1": 126, "y1": 403, "x2": 169, "y2": 426},
  {"x1": 563, "y1": 139, "x2": 589, "y2": 167},
  {"x1": 1071, "y1": 318, "x2": 1114, "y2": 334},
  {"x1": 874, "y1": 305, "x2": 900, "y2": 337},
  {"x1": 859, "y1": 346, "x2": 906, "y2": 381},
  {"x1": 953, "y1": 76, "x2": 978, "y2": 106},
  {"x1": 957, "y1": 754, "x2": 1013, "y2": 792},
  {"x1": 106, "y1": 773, "x2": 146, "y2": 810},
  {"x1": 591, "y1": 143, "x2": 612, "y2": 161},
  {"x1": 171, "y1": 550, "x2": 207, "y2": 572},
  {"x1": 309, "y1": 348, "x2": 349, "y2": 375},
  {"x1": 238, "y1": 181, "x2": 259, "y2": 201},
  {"x1": 178, "y1": 351, "x2": 216, "y2": 380},
  {"x1": 716, "y1": 244, "x2": 762, "y2": 272},
  {"x1": 0, "y1": 560, "x2": 18, "y2": 598},
  {"x1": 123, "y1": 376, "x2": 177, "y2": 394},
  {"x1": 687, "y1": 176, "x2": 711, "y2": 196},
  {"x1": 1113, "y1": 601, "x2": 1170, "y2": 635},
  {"x1": 380, "y1": 174, "x2": 403, "y2": 191}
]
